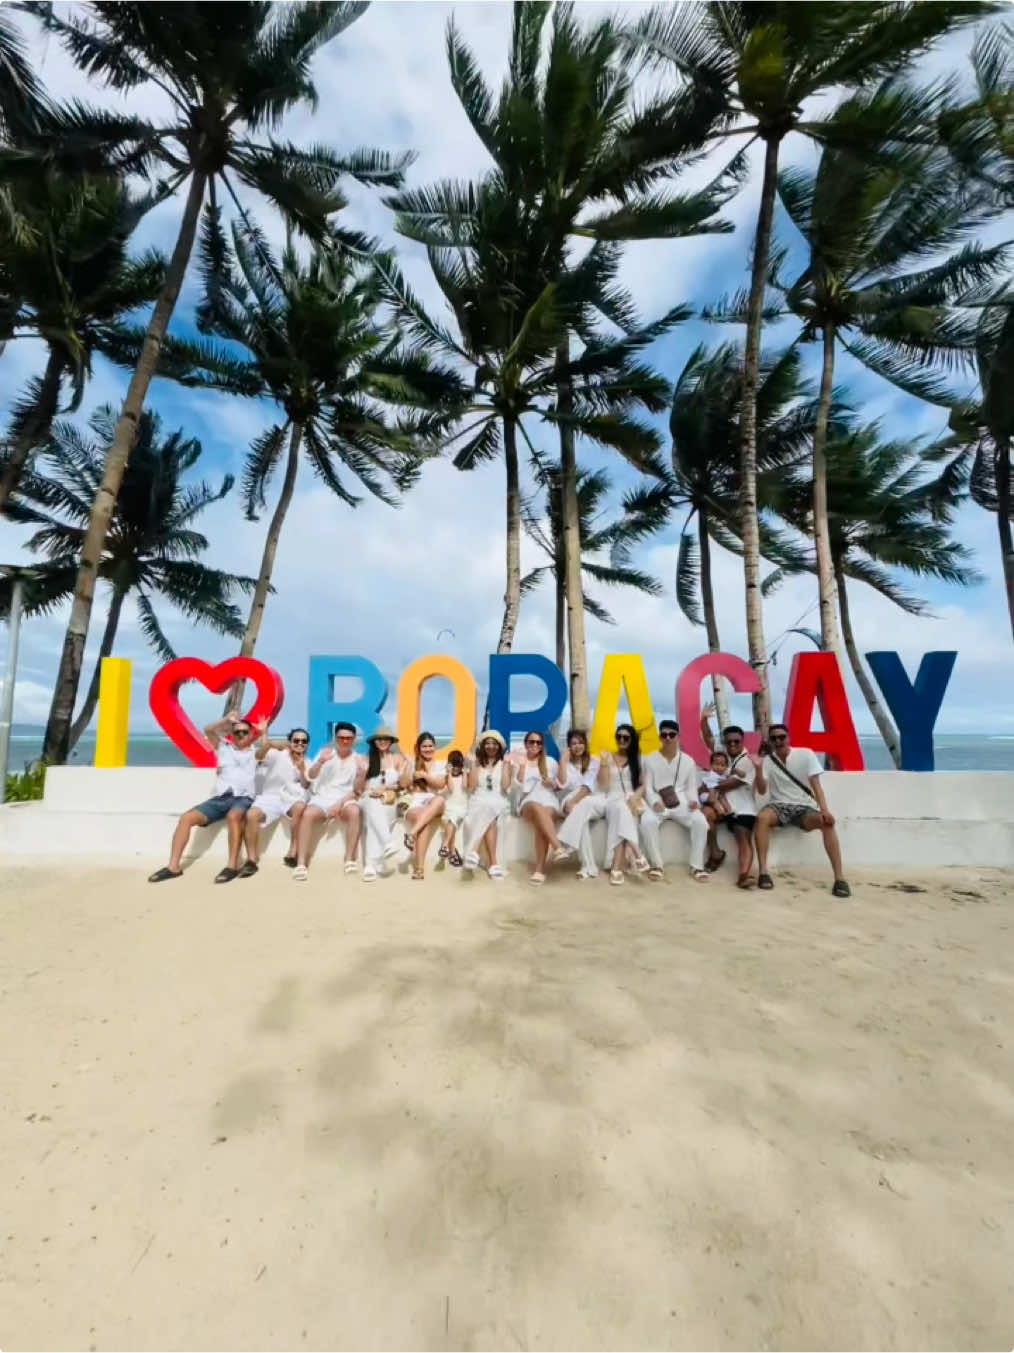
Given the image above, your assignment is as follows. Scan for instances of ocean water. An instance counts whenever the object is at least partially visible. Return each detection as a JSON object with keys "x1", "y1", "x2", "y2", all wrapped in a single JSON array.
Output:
[{"x1": 6, "y1": 732, "x2": 1014, "y2": 772}]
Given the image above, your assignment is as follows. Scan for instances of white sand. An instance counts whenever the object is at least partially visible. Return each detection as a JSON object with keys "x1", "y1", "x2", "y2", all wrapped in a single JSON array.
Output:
[{"x1": 1, "y1": 858, "x2": 1012, "y2": 1351}]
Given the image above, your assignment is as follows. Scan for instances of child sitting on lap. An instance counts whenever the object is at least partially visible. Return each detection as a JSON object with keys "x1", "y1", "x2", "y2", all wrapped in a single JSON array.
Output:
[{"x1": 699, "y1": 750, "x2": 734, "y2": 820}]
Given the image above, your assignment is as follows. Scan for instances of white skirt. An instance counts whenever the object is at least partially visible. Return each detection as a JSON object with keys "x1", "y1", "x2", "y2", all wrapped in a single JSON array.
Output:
[{"x1": 519, "y1": 782, "x2": 560, "y2": 813}]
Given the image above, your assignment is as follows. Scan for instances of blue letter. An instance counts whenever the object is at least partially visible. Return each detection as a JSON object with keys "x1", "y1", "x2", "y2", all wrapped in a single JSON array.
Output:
[
  {"x1": 307, "y1": 655, "x2": 387, "y2": 753},
  {"x1": 865, "y1": 651, "x2": 957, "y2": 772},
  {"x1": 487, "y1": 654, "x2": 568, "y2": 760}
]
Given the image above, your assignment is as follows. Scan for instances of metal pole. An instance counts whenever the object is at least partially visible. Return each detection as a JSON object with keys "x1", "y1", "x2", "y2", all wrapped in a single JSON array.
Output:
[{"x1": 0, "y1": 578, "x2": 25, "y2": 805}]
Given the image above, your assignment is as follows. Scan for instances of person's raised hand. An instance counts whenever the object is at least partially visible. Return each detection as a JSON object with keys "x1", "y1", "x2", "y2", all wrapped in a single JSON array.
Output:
[
  {"x1": 318, "y1": 746, "x2": 335, "y2": 763},
  {"x1": 254, "y1": 717, "x2": 268, "y2": 737},
  {"x1": 702, "y1": 702, "x2": 716, "y2": 720}
]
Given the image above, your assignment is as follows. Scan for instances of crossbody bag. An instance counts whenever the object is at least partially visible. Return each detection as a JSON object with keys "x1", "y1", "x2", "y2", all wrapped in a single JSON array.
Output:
[
  {"x1": 765, "y1": 754, "x2": 817, "y2": 802},
  {"x1": 657, "y1": 752, "x2": 687, "y2": 810}
]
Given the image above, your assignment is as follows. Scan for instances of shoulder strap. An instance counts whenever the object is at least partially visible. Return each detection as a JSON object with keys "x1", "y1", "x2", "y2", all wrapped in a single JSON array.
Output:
[{"x1": 765, "y1": 753, "x2": 817, "y2": 801}]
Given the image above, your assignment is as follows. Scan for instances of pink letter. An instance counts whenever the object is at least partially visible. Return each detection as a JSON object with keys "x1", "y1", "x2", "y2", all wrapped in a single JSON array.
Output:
[{"x1": 676, "y1": 652, "x2": 762, "y2": 765}]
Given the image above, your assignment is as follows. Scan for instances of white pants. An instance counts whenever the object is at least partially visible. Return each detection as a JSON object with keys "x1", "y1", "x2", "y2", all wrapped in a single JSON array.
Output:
[
  {"x1": 463, "y1": 796, "x2": 507, "y2": 866},
  {"x1": 250, "y1": 793, "x2": 301, "y2": 828},
  {"x1": 604, "y1": 794, "x2": 640, "y2": 860},
  {"x1": 640, "y1": 805, "x2": 709, "y2": 872},
  {"x1": 558, "y1": 792, "x2": 606, "y2": 875},
  {"x1": 361, "y1": 796, "x2": 397, "y2": 867}
]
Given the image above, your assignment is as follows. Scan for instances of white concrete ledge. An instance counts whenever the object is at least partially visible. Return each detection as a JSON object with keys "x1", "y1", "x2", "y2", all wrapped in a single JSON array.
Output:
[{"x1": 2, "y1": 768, "x2": 1013, "y2": 873}]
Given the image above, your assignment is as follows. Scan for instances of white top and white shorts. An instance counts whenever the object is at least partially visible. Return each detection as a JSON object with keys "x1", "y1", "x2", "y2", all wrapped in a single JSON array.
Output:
[
  {"x1": 251, "y1": 748, "x2": 307, "y2": 826},
  {"x1": 515, "y1": 757, "x2": 560, "y2": 812},
  {"x1": 407, "y1": 761, "x2": 447, "y2": 809},
  {"x1": 309, "y1": 751, "x2": 361, "y2": 812}
]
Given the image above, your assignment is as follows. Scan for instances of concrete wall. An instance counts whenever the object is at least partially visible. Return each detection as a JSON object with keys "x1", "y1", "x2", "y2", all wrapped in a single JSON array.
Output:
[{"x1": 2, "y1": 767, "x2": 1013, "y2": 874}]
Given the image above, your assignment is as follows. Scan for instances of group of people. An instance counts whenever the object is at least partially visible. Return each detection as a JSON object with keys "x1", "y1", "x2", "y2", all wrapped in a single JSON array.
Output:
[{"x1": 147, "y1": 707, "x2": 851, "y2": 898}]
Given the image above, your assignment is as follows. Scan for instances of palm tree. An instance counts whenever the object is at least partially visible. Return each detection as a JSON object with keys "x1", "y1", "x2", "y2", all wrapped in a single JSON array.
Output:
[
  {"x1": 770, "y1": 422, "x2": 981, "y2": 764},
  {"x1": 0, "y1": 170, "x2": 165, "y2": 512},
  {"x1": 4, "y1": 406, "x2": 255, "y2": 751},
  {"x1": 378, "y1": 211, "x2": 675, "y2": 660},
  {"x1": 668, "y1": 342, "x2": 819, "y2": 724},
  {"x1": 391, "y1": 0, "x2": 742, "y2": 725},
  {"x1": 626, "y1": 0, "x2": 994, "y2": 724},
  {"x1": 26, "y1": 0, "x2": 404, "y2": 763},
  {"x1": 521, "y1": 453, "x2": 670, "y2": 673},
  {"x1": 151, "y1": 215, "x2": 459, "y2": 704},
  {"x1": 938, "y1": 22, "x2": 1013, "y2": 210}
]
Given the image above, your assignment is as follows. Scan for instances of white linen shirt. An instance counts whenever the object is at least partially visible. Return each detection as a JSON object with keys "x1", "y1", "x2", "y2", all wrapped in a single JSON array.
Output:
[
  {"x1": 723, "y1": 751, "x2": 757, "y2": 816},
  {"x1": 644, "y1": 749, "x2": 699, "y2": 807},
  {"x1": 214, "y1": 742, "x2": 257, "y2": 799},
  {"x1": 260, "y1": 747, "x2": 306, "y2": 805},
  {"x1": 312, "y1": 750, "x2": 361, "y2": 797},
  {"x1": 763, "y1": 747, "x2": 822, "y2": 808}
]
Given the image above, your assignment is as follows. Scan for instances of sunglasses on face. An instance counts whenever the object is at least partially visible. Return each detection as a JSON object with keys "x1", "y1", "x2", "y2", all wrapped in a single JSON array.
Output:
[
  {"x1": 615, "y1": 733, "x2": 631, "y2": 743},
  {"x1": 291, "y1": 737, "x2": 309, "y2": 746},
  {"x1": 771, "y1": 734, "x2": 788, "y2": 743},
  {"x1": 660, "y1": 731, "x2": 679, "y2": 740},
  {"x1": 234, "y1": 728, "x2": 252, "y2": 738},
  {"x1": 526, "y1": 739, "x2": 543, "y2": 747},
  {"x1": 336, "y1": 734, "x2": 355, "y2": 742}
]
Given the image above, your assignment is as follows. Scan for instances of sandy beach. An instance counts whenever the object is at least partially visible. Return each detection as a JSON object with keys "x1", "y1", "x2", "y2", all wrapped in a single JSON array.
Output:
[{"x1": 1, "y1": 859, "x2": 1012, "y2": 1351}]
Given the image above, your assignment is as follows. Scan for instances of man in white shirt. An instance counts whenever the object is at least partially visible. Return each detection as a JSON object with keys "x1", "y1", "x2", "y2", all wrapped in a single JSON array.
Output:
[
  {"x1": 754, "y1": 723, "x2": 851, "y2": 898},
  {"x1": 291, "y1": 721, "x2": 365, "y2": 881},
  {"x1": 699, "y1": 708, "x2": 759, "y2": 887},
  {"x1": 639, "y1": 719, "x2": 710, "y2": 882},
  {"x1": 148, "y1": 712, "x2": 259, "y2": 885}
]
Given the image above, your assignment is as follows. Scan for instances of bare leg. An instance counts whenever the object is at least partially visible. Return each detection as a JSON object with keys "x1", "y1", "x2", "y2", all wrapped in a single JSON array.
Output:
[
  {"x1": 804, "y1": 816, "x2": 845, "y2": 881},
  {"x1": 168, "y1": 809, "x2": 207, "y2": 873},
  {"x1": 410, "y1": 798, "x2": 445, "y2": 874},
  {"x1": 296, "y1": 804, "x2": 325, "y2": 868},
  {"x1": 734, "y1": 824, "x2": 754, "y2": 879},
  {"x1": 225, "y1": 807, "x2": 247, "y2": 870},
  {"x1": 754, "y1": 808, "x2": 776, "y2": 876},
  {"x1": 284, "y1": 802, "x2": 305, "y2": 863},
  {"x1": 702, "y1": 806, "x2": 720, "y2": 864},
  {"x1": 524, "y1": 803, "x2": 562, "y2": 853},
  {"x1": 339, "y1": 801, "x2": 362, "y2": 863},
  {"x1": 522, "y1": 804, "x2": 551, "y2": 874},
  {"x1": 243, "y1": 807, "x2": 265, "y2": 863}
]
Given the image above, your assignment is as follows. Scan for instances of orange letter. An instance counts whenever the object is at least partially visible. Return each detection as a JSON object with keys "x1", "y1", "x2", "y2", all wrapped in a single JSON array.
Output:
[{"x1": 396, "y1": 655, "x2": 477, "y2": 756}]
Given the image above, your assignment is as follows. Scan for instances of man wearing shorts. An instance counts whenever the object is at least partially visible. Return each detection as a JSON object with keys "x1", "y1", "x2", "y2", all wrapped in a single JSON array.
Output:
[
  {"x1": 754, "y1": 724, "x2": 851, "y2": 898},
  {"x1": 699, "y1": 707, "x2": 759, "y2": 888},
  {"x1": 240, "y1": 726, "x2": 311, "y2": 876},
  {"x1": 148, "y1": 712, "x2": 259, "y2": 884},
  {"x1": 291, "y1": 721, "x2": 364, "y2": 881}
]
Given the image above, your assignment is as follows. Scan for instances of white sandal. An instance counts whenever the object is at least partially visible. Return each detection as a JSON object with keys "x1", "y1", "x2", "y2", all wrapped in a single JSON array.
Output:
[
  {"x1": 488, "y1": 865, "x2": 505, "y2": 880},
  {"x1": 464, "y1": 851, "x2": 480, "y2": 869},
  {"x1": 363, "y1": 865, "x2": 377, "y2": 882},
  {"x1": 633, "y1": 855, "x2": 651, "y2": 874},
  {"x1": 530, "y1": 872, "x2": 546, "y2": 887},
  {"x1": 344, "y1": 861, "x2": 359, "y2": 875},
  {"x1": 293, "y1": 866, "x2": 308, "y2": 882},
  {"x1": 648, "y1": 868, "x2": 664, "y2": 882},
  {"x1": 609, "y1": 870, "x2": 625, "y2": 886},
  {"x1": 549, "y1": 845, "x2": 571, "y2": 864},
  {"x1": 575, "y1": 869, "x2": 596, "y2": 881}
]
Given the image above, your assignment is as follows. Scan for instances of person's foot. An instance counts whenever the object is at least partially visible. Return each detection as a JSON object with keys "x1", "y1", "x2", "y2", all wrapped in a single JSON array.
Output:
[
  {"x1": 831, "y1": 879, "x2": 852, "y2": 899},
  {"x1": 632, "y1": 855, "x2": 650, "y2": 874},
  {"x1": 549, "y1": 845, "x2": 571, "y2": 864},
  {"x1": 463, "y1": 851, "x2": 480, "y2": 870},
  {"x1": 449, "y1": 850, "x2": 463, "y2": 867},
  {"x1": 383, "y1": 840, "x2": 399, "y2": 859},
  {"x1": 736, "y1": 873, "x2": 755, "y2": 890},
  {"x1": 238, "y1": 860, "x2": 259, "y2": 879},
  {"x1": 363, "y1": 864, "x2": 378, "y2": 882},
  {"x1": 529, "y1": 871, "x2": 546, "y2": 887},
  {"x1": 705, "y1": 849, "x2": 726, "y2": 872},
  {"x1": 402, "y1": 831, "x2": 415, "y2": 851},
  {"x1": 690, "y1": 869, "x2": 710, "y2": 883},
  {"x1": 647, "y1": 868, "x2": 664, "y2": 882},
  {"x1": 148, "y1": 866, "x2": 182, "y2": 883},
  {"x1": 609, "y1": 869, "x2": 625, "y2": 886},
  {"x1": 282, "y1": 854, "x2": 297, "y2": 868},
  {"x1": 757, "y1": 872, "x2": 774, "y2": 890},
  {"x1": 215, "y1": 867, "x2": 239, "y2": 884},
  {"x1": 344, "y1": 861, "x2": 359, "y2": 875},
  {"x1": 488, "y1": 865, "x2": 505, "y2": 880},
  {"x1": 293, "y1": 865, "x2": 308, "y2": 882}
]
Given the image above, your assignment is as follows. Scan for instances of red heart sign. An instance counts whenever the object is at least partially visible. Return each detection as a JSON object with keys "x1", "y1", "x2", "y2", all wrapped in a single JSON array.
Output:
[{"x1": 149, "y1": 657, "x2": 285, "y2": 767}]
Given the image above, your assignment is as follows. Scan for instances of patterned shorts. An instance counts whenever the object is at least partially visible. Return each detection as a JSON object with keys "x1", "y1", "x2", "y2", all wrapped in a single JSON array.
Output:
[{"x1": 769, "y1": 802, "x2": 816, "y2": 829}]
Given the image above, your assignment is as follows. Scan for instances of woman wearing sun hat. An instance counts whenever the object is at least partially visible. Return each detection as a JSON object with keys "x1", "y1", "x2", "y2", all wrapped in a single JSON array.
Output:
[
  {"x1": 359, "y1": 726, "x2": 407, "y2": 882},
  {"x1": 462, "y1": 730, "x2": 512, "y2": 878}
]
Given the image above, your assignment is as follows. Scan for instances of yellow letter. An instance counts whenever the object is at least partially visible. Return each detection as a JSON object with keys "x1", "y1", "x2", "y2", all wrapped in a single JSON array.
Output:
[
  {"x1": 94, "y1": 657, "x2": 131, "y2": 768},
  {"x1": 588, "y1": 653, "x2": 659, "y2": 755},
  {"x1": 396, "y1": 655, "x2": 477, "y2": 756}
]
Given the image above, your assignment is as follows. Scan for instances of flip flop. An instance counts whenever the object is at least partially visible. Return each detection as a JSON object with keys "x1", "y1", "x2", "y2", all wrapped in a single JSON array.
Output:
[
  {"x1": 215, "y1": 868, "x2": 239, "y2": 884},
  {"x1": 831, "y1": 879, "x2": 852, "y2": 899},
  {"x1": 363, "y1": 865, "x2": 378, "y2": 882},
  {"x1": 449, "y1": 850, "x2": 463, "y2": 868},
  {"x1": 463, "y1": 852, "x2": 480, "y2": 869},
  {"x1": 282, "y1": 855, "x2": 297, "y2": 869},
  {"x1": 706, "y1": 850, "x2": 726, "y2": 872},
  {"x1": 632, "y1": 855, "x2": 651, "y2": 874},
  {"x1": 609, "y1": 870, "x2": 625, "y2": 886},
  {"x1": 148, "y1": 867, "x2": 182, "y2": 883},
  {"x1": 549, "y1": 845, "x2": 571, "y2": 864},
  {"x1": 488, "y1": 865, "x2": 505, "y2": 880},
  {"x1": 344, "y1": 861, "x2": 359, "y2": 875},
  {"x1": 238, "y1": 861, "x2": 259, "y2": 879},
  {"x1": 757, "y1": 873, "x2": 774, "y2": 890},
  {"x1": 736, "y1": 873, "x2": 755, "y2": 890},
  {"x1": 403, "y1": 832, "x2": 415, "y2": 850},
  {"x1": 411, "y1": 868, "x2": 424, "y2": 880}
]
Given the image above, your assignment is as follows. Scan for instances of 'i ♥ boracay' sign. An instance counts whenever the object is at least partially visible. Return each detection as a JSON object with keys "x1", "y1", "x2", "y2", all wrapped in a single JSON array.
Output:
[{"x1": 86, "y1": 647, "x2": 958, "y2": 773}]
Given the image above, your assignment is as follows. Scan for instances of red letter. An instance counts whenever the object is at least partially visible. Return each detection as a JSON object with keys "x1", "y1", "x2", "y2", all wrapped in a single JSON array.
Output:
[
  {"x1": 676, "y1": 652, "x2": 763, "y2": 765},
  {"x1": 782, "y1": 652, "x2": 864, "y2": 771}
]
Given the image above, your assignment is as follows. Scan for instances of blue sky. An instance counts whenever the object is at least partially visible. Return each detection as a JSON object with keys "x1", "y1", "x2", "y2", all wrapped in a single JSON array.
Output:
[{"x1": 2, "y1": 2, "x2": 1012, "y2": 740}]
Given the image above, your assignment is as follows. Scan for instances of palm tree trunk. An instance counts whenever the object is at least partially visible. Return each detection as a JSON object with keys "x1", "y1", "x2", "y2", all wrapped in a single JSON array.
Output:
[
  {"x1": 225, "y1": 420, "x2": 302, "y2": 713},
  {"x1": 0, "y1": 346, "x2": 63, "y2": 513},
  {"x1": 556, "y1": 338, "x2": 590, "y2": 726},
  {"x1": 42, "y1": 170, "x2": 208, "y2": 764},
  {"x1": 996, "y1": 434, "x2": 1014, "y2": 641},
  {"x1": 836, "y1": 565, "x2": 900, "y2": 768},
  {"x1": 739, "y1": 134, "x2": 781, "y2": 730},
  {"x1": 67, "y1": 584, "x2": 126, "y2": 753},
  {"x1": 813, "y1": 320, "x2": 843, "y2": 660},
  {"x1": 554, "y1": 545, "x2": 566, "y2": 675},
  {"x1": 495, "y1": 417, "x2": 522, "y2": 654},
  {"x1": 698, "y1": 506, "x2": 730, "y2": 730}
]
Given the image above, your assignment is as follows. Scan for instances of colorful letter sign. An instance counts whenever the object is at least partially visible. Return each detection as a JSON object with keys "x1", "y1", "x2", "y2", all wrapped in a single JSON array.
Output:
[
  {"x1": 487, "y1": 654, "x2": 568, "y2": 759},
  {"x1": 865, "y1": 650, "x2": 957, "y2": 772},
  {"x1": 782, "y1": 652, "x2": 864, "y2": 771},
  {"x1": 149, "y1": 656, "x2": 285, "y2": 768},
  {"x1": 306, "y1": 654, "x2": 387, "y2": 752},
  {"x1": 676, "y1": 651, "x2": 762, "y2": 765},
  {"x1": 396, "y1": 654, "x2": 477, "y2": 755}
]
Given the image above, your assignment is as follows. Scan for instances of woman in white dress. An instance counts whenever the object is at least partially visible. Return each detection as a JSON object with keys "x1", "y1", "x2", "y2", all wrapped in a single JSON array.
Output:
[
  {"x1": 439, "y1": 749, "x2": 470, "y2": 868},
  {"x1": 241, "y1": 725, "x2": 310, "y2": 874},
  {"x1": 462, "y1": 731, "x2": 512, "y2": 878},
  {"x1": 556, "y1": 728, "x2": 605, "y2": 879},
  {"x1": 598, "y1": 722, "x2": 650, "y2": 885},
  {"x1": 399, "y1": 731, "x2": 447, "y2": 880},
  {"x1": 511, "y1": 730, "x2": 570, "y2": 886},
  {"x1": 359, "y1": 725, "x2": 406, "y2": 882}
]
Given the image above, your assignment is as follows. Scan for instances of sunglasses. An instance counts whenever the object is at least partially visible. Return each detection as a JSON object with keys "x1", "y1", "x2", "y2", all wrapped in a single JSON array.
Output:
[
  {"x1": 771, "y1": 734, "x2": 788, "y2": 743},
  {"x1": 525, "y1": 739, "x2": 543, "y2": 747},
  {"x1": 336, "y1": 734, "x2": 355, "y2": 742},
  {"x1": 615, "y1": 733, "x2": 631, "y2": 742},
  {"x1": 660, "y1": 730, "x2": 679, "y2": 740},
  {"x1": 233, "y1": 728, "x2": 252, "y2": 737},
  {"x1": 291, "y1": 737, "x2": 309, "y2": 746}
]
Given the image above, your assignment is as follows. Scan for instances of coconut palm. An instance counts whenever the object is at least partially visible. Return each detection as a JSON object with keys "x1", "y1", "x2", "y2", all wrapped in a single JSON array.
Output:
[
  {"x1": 668, "y1": 342, "x2": 818, "y2": 724},
  {"x1": 938, "y1": 22, "x2": 1013, "y2": 210},
  {"x1": 378, "y1": 204, "x2": 675, "y2": 659},
  {"x1": 521, "y1": 453, "x2": 670, "y2": 674},
  {"x1": 0, "y1": 171, "x2": 166, "y2": 512},
  {"x1": 707, "y1": 135, "x2": 1007, "y2": 658},
  {"x1": 391, "y1": 0, "x2": 742, "y2": 725},
  {"x1": 3, "y1": 406, "x2": 255, "y2": 751},
  {"x1": 148, "y1": 215, "x2": 459, "y2": 703},
  {"x1": 770, "y1": 422, "x2": 981, "y2": 764},
  {"x1": 625, "y1": 0, "x2": 994, "y2": 724},
  {"x1": 25, "y1": 0, "x2": 404, "y2": 763}
]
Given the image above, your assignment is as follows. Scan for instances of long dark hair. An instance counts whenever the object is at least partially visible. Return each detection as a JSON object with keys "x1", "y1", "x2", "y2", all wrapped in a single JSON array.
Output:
[
  {"x1": 475, "y1": 734, "x2": 504, "y2": 768},
  {"x1": 366, "y1": 739, "x2": 391, "y2": 780},
  {"x1": 615, "y1": 722, "x2": 642, "y2": 790},
  {"x1": 566, "y1": 728, "x2": 590, "y2": 774},
  {"x1": 414, "y1": 730, "x2": 435, "y2": 775}
]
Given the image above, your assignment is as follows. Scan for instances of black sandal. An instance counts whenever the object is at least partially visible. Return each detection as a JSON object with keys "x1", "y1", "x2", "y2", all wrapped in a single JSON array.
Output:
[
  {"x1": 706, "y1": 849, "x2": 726, "y2": 872},
  {"x1": 403, "y1": 831, "x2": 414, "y2": 850},
  {"x1": 282, "y1": 855, "x2": 297, "y2": 868},
  {"x1": 148, "y1": 867, "x2": 182, "y2": 883},
  {"x1": 757, "y1": 872, "x2": 774, "y2": 890},
  {"x1": 238, "y1": 861, "x2": 259, "y2": 879},
  {"x1": 215, "y1": 867, "x2": 239, "y2": 884},
  {"x1": 438, "y1": 845, "x2": 450, "y2": 858},
  {"x1": 449, "y1": 850, "x2": 463, "y2": 868},
  {"x1": 831, "y1": 879, "x2": 852, "y2": 899}
]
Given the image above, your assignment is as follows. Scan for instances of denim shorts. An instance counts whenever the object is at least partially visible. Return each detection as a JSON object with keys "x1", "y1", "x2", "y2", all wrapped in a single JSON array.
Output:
[{"x1": 193, "y1": 792, "x2": 253, "y2": 824}]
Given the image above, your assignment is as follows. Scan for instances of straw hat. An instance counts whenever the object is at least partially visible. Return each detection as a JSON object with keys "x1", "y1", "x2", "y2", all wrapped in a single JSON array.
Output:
[
  {"x1": 477, "y1": 729, "x2": 506, "y2": 749},
  {"x1": 367, "y1": 725, "x2": 398, "y2": 743}
]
